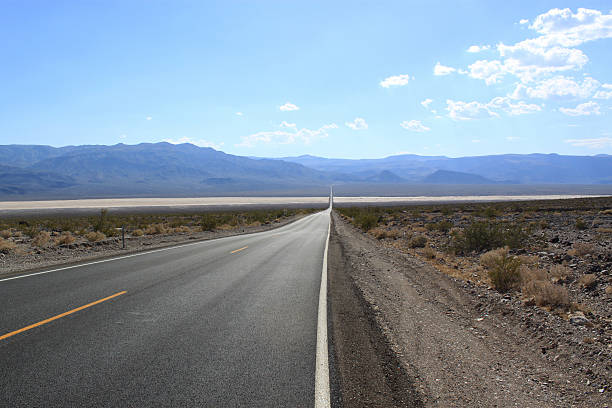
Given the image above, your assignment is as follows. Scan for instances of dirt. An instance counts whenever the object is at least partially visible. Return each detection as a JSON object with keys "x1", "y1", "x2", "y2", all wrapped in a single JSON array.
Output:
[
  {"x1": 330, "y1": 211, "x2": 610, "y2": 407},
  {"x1": 0, "y1": 215, "x2": 305, "y2": 277}
]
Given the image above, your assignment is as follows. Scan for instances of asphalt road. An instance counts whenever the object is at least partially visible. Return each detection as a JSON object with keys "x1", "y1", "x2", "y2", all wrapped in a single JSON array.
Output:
[{"x1": 0, "y1": 209, "x2": 331, "y2": 407}]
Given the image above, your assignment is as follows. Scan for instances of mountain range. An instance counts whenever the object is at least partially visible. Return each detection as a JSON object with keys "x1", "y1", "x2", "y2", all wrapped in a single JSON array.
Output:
[{"x1": 0, "y1": 143, "x2": 611, "y2": 199}]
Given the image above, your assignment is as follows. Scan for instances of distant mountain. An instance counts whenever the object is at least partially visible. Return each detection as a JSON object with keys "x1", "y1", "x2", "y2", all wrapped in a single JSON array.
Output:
[
  {"x1": 1, "y1": 143, "x2": 612, "y2": 199},
  {"x1": 422, "y1": 170, "x2": 496, "y2": 184},
  {"x1": 281, "y1": 153, "x2": 612, "y2": 184}
]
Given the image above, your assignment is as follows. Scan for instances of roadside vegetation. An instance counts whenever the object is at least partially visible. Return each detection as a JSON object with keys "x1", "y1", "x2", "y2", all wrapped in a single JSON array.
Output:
[
  {"x1": 337, "y1": 196, "x2": 612, "y2": 325},
  {"x1": 0, "y1": 207, "x2": 317, "y2": 253}
]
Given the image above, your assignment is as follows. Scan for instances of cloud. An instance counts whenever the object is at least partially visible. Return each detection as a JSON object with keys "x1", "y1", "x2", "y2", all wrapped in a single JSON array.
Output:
[
  {"x1": 237, "y1": 123, "x2": 338, "y2": 147},
  {"x1": 433, "y1": 62, "x2": 456, "y2": 76},
  {"x1": 421, "y1": 98, "x2": 433, "y2": 109},
  {"x1": 446, "y1": 96, "x2": 541, "y2": 120},
  {"x1": 345, "y1": 117, "x2": 368, "y2": 130},
  {"x1": 467, "y1": 44, "x2": 491, "y2": 53},
  {"x1": 559, "y1": 101, "x2": 601, "y2": 116},
  {"x1": 519, "y1": 19, "x2": 529, "y2": 25},
  {"x1": 146, "y1": 116, "x2": 152, "y2": 121},
  {"x1": 515, "y1": 75, "x2": 601, "y2": 99},
  {"x1": 235, "y1": 112, "x2": 244, "y2": 116},
  {"x1": 594, "y1": 83, "x2": 612, "y2": 99},
  {"x1": 380, "y1": 74, "x2": 411, "y2": 88},
  {"x1": 400, "y1": 120, "x2": 430, "y2": 132},
  {"x1": 468, "y1": 60, "x2": 505, "y2": 84},
  {"x1": 564, "y1": 137, "x2": 612, "y2": 148},
  {"x1": 279, "y1": 102, "x2": 300, "y2": 111},
  {"x1": 164, "y1": 137, "x2": 224, "y2": 150},
  {"x1": 446, "y1": 99, "x2": 499, "y2": 120},
  {"x1": 529, "y1": 8, "x2": 612, "y2": 47}
]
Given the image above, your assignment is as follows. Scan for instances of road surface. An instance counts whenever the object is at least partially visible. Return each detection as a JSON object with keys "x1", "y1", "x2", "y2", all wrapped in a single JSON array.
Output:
[{"x1": 0, "y1": 209, "x2": 331, "y2": 407}]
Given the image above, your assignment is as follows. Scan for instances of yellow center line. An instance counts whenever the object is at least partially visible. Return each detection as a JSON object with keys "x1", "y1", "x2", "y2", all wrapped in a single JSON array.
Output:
[
  {"x1": 0, "y1": 290, "x2": 127, "y2": 341},
  {"x1": 230, "y1": 246, "x2": 248, "y2": 254}
]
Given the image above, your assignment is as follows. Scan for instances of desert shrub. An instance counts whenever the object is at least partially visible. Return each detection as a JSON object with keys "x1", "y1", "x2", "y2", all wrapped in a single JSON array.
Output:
[
  {"x1": 519, "y1": 265, "x2": 547, "y2": 285},
  {"x1": 145, "y1": 224, "x2": 167, "y2": 235},
  {"x1": 54, "y1": 232, "x2": 76, "y2": 246},
  {"x1": 549, "y1": 265, "x2": 571, "y2": 282},
  {"x1": 600, "y1": 209, "x2": 612, "y2": 215},
  {"x1": 32, "y1": 231, "x2": 51, "y2": 247},
  {"x1": 516, "y1": 255, "x2": 539, "y2": 266},
  {"x1": 200, "y1": 215, "x2": 218, "y2": 231},
  {"x1": 578, "y1": 274, "x2": 597, "y2": 289},
  {"x1": 371, "y1": 228, "x2": 399, "y2": 240},
  {"x1": 426, "y1": 220, "x2": 453, "y2": 233},
  {"x1": 0, "y1": 229, "x2": 12, "y2": 239},
  {"x1": 423, "y1": 245, "x2": 436, "y2": 259},
  {"x1": 568, "y1": 242, "x2": 595, "y2": 257},
  {"x1": 522, "y1": 281, "x2": 569, "y2": 308},
  {"x1": 355, "y1": 214, "x2": 379, "y2": 231},
  {"x1": 409, "y1": 235, "x2": 427, "y2": 248},
  {"x1": 86, "y1": 231, "x2": 106, "y2": 242},
  {"x1": 0, "y1": 237, "x2": 16, "y2": 253},
  {"x1": 575, "y1": 218, "x2": 588, "y2": 230},
  {"x1": 94, "y1": 209, "x2": 109, "y2": 232},
  {"x1": 132, "y1": 229, "x2": 144, "y2": 237},
  {"x1": 453, "y1": 221, "x2": 528, "y2": 254},
  {"x1": 482, "y1": 206, "x2": 499, "y2": 218},
  {"x1": 480, "y1": 247, "x2": 522, "y2": 292}
]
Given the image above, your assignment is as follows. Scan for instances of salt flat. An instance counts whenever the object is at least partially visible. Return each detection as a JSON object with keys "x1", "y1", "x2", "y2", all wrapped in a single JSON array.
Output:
[{"x1": 0, "y1": 194, "x2": 601, "y2": 211}]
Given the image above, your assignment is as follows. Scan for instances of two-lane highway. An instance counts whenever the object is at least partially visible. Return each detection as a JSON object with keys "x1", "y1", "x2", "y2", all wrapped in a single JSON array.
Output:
[{"x1": 0, "y1": 209, "x2": 331, "y2": 407}]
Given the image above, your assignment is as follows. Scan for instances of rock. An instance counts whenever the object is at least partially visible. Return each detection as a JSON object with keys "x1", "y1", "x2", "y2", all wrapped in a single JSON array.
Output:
[
  {"x1": 568, "y1": 312, "x2": 589, "y2": 326},
  {"x1": 550, "y1": 236, "x2": 560, "y2": 243}
]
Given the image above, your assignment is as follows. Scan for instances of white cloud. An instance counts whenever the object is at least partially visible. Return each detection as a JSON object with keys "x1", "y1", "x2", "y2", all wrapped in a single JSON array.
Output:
[
  {"x1": 164, "y1": 137, "x2": 224, "y2": 150},
  {"x1": 235, "y1": 112, "x2": 244, "y2": 116},
  {"x1": 380, "y1": 74, "x2": 411, "y2": 88},
  {"x1": 529, "y1": 8, "x2": 612, "y2": 47},
  {"x1": 467, "y1": 44, "x2": 490, "y2": 53},
  {"x1": 468, "y1": 60, "x2": 505, "y2": 84},
  {"x1": 564, "y1": 137, "x2": 612, "y2": 148},
  {"x1": 421, "y1": 98, "x2": 433, "y2": 109},
  {"x1": 434, "y1": 62, "x2": 456, "y2": 76},
  {"x1": 519, "y1": 19, "x2": 529, "y2": 25},
  {"x1": 146, "y1": 116, "x2": 152, "y2": 121},
  {"x1": 471, "y1": 139, "x2": 481, "y2": 143},
  {"x1": 446, "y1": 96, "x2": 541, "y2": 120},
  {"x1": 345, "y1": 117, "x2": 368, "y2": 130},
  {"x1": 279, "y1": 102, "x2": 300, "y2": 111},
  {"x1": 559, "y1": 101, "x2": 601, "y2": 116},
  {"x1": 506, "y1": 136, "x2": 520, "y2": 141},
  {"x1": 119, "y1": 134, "x2": 127, "y2": 139},
  {"x1": 446, "y1": 99, "x2": 499, "y2": 120},
  {"x1": 517, "y1": 75, "x2": 601, "y2": 99},
  {"x1": 237, "y1": 123, "x2": 338, "y2": 147},
  {"x1": 400, "y1": 120, "x2": 430, "y2": 132},
  {"x1": 594, "y1": 83, "x2": 612, "y2": 99}
]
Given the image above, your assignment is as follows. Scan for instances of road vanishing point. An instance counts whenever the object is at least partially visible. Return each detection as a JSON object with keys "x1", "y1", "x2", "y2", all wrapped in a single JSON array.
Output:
[{"x1": 0, "y1": 206, "x2": 332, "y2": 407}]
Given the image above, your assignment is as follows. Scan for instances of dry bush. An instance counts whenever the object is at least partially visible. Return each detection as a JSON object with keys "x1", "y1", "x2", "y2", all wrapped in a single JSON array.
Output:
[
  {"x1": 423, "y1": 245, "x2": 436, "y2": 259},
  {"x1": 54, "y1": 232, "x2": 76, "y2": 246},
  {"x1": 132, "y1": 229, "x2": 144, "y2": 237},
  {"x1": 522, "y1": 281, "x2": 569, "y2": 308},
  {"x1": 145, "y1": 224, "x2": 167, "y2": 235},
  {"x1": 86, "y1": 231, "x2": 106, "y2": 242},
  {"x1": 599, "y1": 209, "x2": 612, "y2": 215},
  {"x1": 568, "y1": 242, "x2": 595, "y2": 257},
  {"x1": 0, "y1": 237, "x2": 16, "y2": 253},
  {"x1": 549, "y1": 264, "x2": 571, "y2": 282},
  {"x1": 480, "y1": 247, "x2": 522, "y2": 292},
  {"x1": 520, "y1": 265, "x2": 547, "y2": 285},
  {"x1": 597, "y1": 227, "x2": 612, "y2": 234},
  {"x1": 32, "y1": 231, "x2": 51, "y2": 247},
  {"x1": 408, "y1": 235, "x2": 427, "y2": 248},
  {"x1": 578, "y1": 274, "x2": 597, "y2": 289},
  {"x1": 605, "y1": 286, "x2": 612, "y2": 295},
  {"x1": 172, "y1": 226, "x2": 190, "y2": 233},
  {"x1": 0, "y1": 230, "x2": 12, "y2": 239},
  {"x1": 371, "y1": 228, "x2": 399, "y2": 240},
  {"x1": 517, "y1": 255, "x2": 539, "y2": 266}
]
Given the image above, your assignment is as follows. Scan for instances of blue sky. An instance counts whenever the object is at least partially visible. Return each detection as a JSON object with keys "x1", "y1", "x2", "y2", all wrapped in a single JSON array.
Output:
[{"x1": 1, "y1": 1, "x2": 611, "y2": 158}]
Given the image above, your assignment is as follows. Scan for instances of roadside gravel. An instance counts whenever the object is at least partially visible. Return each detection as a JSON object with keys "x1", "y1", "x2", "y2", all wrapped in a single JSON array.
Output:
[{"x1": 331, "y1": 212, "x2": 610, "y2": 407}]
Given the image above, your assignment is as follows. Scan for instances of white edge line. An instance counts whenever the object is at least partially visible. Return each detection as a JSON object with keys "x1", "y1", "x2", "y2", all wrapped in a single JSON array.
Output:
[
  {"x1": 314, "y1": 206, "x2": 331, "y2": 408},
  {"x1": 0, "y1": 211, "x2": 319, "y2": 283}
]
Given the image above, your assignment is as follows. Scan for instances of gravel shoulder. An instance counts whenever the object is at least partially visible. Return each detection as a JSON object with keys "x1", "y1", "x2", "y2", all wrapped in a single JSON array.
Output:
[
  {"x1": 0, "y1": 214, "x2": 306, "y2": 278},
  {"x1": 330, "y1": 211, "x2": 610, "y2": 407}
]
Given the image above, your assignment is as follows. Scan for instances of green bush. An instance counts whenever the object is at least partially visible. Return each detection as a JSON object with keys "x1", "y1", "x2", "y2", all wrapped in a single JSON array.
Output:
[
  {"x1": 452, "y1": 221, "x2": 527, "y2": 253},
  {"x1": 575, "y1": 218, "x2": 588, "y2": 230},
  {"x1": 408, "y1": 235, "x2": 427, "y2": 248},
  {"x1": 482, "y1": 247, "x2": 522, "y2": 292},
  {"x1": 355, "y1": 214, "x2": 379, "y2": 231}
]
